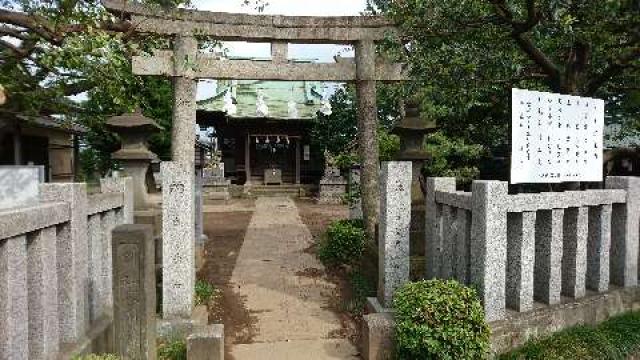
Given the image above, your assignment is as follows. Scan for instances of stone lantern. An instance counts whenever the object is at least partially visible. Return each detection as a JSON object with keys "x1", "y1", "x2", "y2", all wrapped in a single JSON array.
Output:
[
  {"x1": 392, "y1": 101, "x2": 436, "y2": 203},
  {"x1": 391, "y1": 101, "x2": 436, "y2": 279},
  {"x1": 107, "y1": 108, "x2": 163, "y2": 210}
]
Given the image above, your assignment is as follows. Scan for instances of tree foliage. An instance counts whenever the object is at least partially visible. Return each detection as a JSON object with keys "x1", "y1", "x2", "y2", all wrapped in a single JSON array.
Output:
[
  {"x1": 369, "y1": 0, "x2": 640, "y2": 151},
  {"x1": 0, "y1": 0, "x2": 191, "y2": 176}
]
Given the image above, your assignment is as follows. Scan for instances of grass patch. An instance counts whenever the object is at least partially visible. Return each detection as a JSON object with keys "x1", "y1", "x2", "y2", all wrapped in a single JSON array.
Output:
[
  {"x1": 500, "y1": 311, "x2": 640, "y2": 359},
  {"x1": 195, "y1": 279, "x2": 219, "y2": 306},
  {"x1": 158, "y1": 337, "x2": 187, "y2": 360}
]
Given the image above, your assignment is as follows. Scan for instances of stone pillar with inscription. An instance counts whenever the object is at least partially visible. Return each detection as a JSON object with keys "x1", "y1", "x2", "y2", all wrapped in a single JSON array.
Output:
[
  {"x1": 162, "y1": 162, "x2": 195, "y2": 319},
  {"x1": 161, "y1": 34, "x2": 198, "y2": 319},
  {"x1": 112, "y1": 224, "x2": 156, "y2": 360},
  {"x1": 377, "y1": 161, "x2": 412, "y2": 308}
]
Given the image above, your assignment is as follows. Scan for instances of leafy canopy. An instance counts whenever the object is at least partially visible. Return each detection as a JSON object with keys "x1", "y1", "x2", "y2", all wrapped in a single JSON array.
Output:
[{"x1": 369, "y1": 0, "x2": 639, "y2": 149}]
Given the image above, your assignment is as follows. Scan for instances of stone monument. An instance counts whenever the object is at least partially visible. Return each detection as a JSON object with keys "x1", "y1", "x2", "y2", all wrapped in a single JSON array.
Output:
[
  {"x1": 391, "y1": 101, "x2": 435, "y2": 278},
  {"x1": 318, "y1": 151, "x2": 347, "y2": 204},
  {"x1": 107, "y1": 108, "x2": 163, "y2": 210},
  {"x1": 112, "y1": 224, "x2": 156, "y2": 360},
  {"x1": 202, "y1": 151, "x2": 230, "y2": 201}
]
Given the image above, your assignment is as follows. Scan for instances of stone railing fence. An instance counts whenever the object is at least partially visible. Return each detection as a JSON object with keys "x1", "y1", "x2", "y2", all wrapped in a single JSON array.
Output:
[
  {"x1": 425, "y1": 176, "x2": 640, "y2": 322},
  {"x1": 0, "y1": 177, "x2": 133, "y2": 359}
]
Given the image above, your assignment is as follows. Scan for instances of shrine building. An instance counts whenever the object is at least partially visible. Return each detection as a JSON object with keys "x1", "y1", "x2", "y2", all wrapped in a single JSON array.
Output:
[{"x1": 196, "y1": 60, "x2": 331, "y2": 186}]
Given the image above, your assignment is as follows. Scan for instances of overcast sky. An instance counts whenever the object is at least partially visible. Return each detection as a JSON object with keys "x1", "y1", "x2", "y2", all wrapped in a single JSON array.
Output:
[{"x1": 193, "y1": 0, "x2": 368, "y2": 100}]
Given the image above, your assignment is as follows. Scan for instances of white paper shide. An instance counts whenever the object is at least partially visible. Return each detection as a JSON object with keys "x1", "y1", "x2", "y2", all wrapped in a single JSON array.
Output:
[{"x1": 511, "y1": 88, "x2": 604, "y2": 184}]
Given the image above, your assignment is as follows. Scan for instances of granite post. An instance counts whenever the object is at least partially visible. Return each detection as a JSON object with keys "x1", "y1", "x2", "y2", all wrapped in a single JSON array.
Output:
[
  {"x1": 101, "y1": 210, "x2": 117, "y2": 313},
  {"x1": 506, "y1": 211, "x2": 536, "y2": 312},
  {"x1": 27, "y1": 227, "x2": 59, "y2": 358},
  {"x1": 195, "y1": 174, "x2": 208, "y2": 244},
  {"x1": 40, "y1": 183, "x2": 90, "y2": 343},
  {"x1": 162, "y1": 161, "x2": 195, "y2": 319},
  {"x1": 378, "y1": 161, "x2": 412, "y2": 308},
  {"x1": 424, "y1": 177, "x2": 456, "y2": 279},
  {"x1": 534, "y1": 209, "x2": 564, "y2": 305},
  {"x1": 440, "y1": 205, "x2": 457, "y2": 279},
  {"x1": 112, "y1": 224, "x2": 156, "y2": 360},
  {"x1": 606, "y1": 176, "x2": 640, "y2": 287},
  {"x1": 454, "y1": 208, "x2": 472, "y2": 285},
  {"x1": 587, "y1": 204, "x2": 612, "y2": 292},
  {"x1": 186, "y1": 325, "x2": 224, "y2": 360},
  {"x1": 355, "y1": 39, "x2": 380, "y2": 242},
  {"x1": 562, "y1": 207, "x2": 588, "y2": 298},
  {"x1": 0, "y1": 235, "x2": 28, "y2": 359},
  {"x1": 88, "y1": 213, "x2": 105, "y2": 321},
  {"x1": 470, "y1": 181, "x2": 508, "y2": 322}
]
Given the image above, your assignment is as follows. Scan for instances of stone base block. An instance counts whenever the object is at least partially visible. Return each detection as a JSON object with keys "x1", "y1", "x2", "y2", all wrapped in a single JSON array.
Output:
[
  {"x1": 203, "y1": 182, "x2": 231, "y2": 202},
  {"x1": 491, "y1": 286, "x2": 640, "y2": 354},
  {"x1": 157, "y1": 305, "x2": 208, "y2": 339},
  {"x1": 359, "y1": 287, "x2": 640, "y2": 357},
  {"x1": 187, "y1": 324, "x2": 224, "y2": 360},
  {"x1": 362, "y1": 312, "x2": 395, "y2": 360},
  {"x1": 318, "y1": 176, "x2": 347, "y2": 204}
]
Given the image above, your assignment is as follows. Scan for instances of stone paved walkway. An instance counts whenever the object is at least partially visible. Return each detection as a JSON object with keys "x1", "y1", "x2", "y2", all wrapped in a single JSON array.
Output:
[{"x1": 228, "y1": 197, "x2": 358, "y2": 360}]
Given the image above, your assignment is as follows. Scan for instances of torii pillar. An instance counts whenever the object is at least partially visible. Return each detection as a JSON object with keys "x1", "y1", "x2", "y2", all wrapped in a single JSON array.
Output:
[
  {"x1": 162, "y1": 35, "x2": 198, "y2": 319},
  {"x1": 356, "y1": 40, "x2": 381, "y2": 242}
]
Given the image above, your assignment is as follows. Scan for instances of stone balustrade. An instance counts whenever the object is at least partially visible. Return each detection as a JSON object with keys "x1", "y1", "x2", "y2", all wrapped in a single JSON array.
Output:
[
  {"x1": 425, "y1": 177, "x2": 640, "y2": 322},
  {"x1": 0, "y1": 178, "x2": 133, "y2": 359}
]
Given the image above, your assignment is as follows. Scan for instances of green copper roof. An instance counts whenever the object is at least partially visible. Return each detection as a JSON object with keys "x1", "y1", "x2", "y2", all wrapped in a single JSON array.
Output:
[{"x1": 197, "y1": 70, "x2": 327, "y2": 120}]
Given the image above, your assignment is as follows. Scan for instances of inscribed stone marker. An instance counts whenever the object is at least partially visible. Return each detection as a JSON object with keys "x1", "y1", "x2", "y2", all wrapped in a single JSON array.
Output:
[
  {"x1": 162, "y1": 161, "x2": 195, "y2": 319},
  {"x1": 112, "y1": 224, "x2": 156, "y2": 360}
]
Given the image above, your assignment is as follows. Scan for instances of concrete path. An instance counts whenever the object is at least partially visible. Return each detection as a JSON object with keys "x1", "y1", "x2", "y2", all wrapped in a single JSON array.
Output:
[{"x1": 229, "y1": 197, "x2": 359, "y2": 360}]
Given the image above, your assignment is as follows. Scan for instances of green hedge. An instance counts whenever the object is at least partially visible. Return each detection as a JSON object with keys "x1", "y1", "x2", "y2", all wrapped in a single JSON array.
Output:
[
  {"x1": 501, "y1": 311, "x2": 640, "y2": 359},
  {"x1": 394, "y1": 280, "x2": 490, "y2": 359},
  {"x1": 318, "y1": 219, "x2": 366, "y2": 267}
]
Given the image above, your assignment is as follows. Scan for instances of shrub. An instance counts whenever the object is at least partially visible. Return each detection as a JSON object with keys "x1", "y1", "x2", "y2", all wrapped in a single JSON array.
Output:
[
  {"x1": 393, "y1": 280, "x2": 490, "y2": 360},
  {"x1": 318, "y1": 219, "x2": 366, "y2": 267}
]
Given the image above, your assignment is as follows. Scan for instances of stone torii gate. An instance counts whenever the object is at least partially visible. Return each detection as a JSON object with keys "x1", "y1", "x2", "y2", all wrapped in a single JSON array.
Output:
[{"x1": 103, "y1": 0, "x2": 404, "y2": 321}]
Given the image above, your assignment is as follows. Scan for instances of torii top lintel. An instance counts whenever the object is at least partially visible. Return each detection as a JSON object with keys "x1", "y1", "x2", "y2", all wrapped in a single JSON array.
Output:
[{"x1": 102, "y1": 0, "x2": 398, "y2": 44}]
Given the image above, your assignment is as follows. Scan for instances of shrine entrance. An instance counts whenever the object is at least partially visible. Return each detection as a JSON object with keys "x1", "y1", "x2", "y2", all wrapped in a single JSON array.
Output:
[{"x1": 102, "y1": 0, "x2": 404, "y2": 325}]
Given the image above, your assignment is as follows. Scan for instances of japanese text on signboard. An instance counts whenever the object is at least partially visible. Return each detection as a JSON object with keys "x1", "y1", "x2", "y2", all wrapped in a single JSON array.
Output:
[{"x1": 511, "y1": 88, "x2": 604, "y2": 184}]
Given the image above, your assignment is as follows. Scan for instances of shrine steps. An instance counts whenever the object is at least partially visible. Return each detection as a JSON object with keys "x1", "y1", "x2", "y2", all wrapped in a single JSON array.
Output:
[{"x1": 243, "y1": 184, "x2": 317, "y2": 198}]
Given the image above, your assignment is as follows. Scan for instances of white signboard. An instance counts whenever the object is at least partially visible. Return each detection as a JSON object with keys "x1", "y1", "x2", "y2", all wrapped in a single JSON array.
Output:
[{"x1": 511, "y1": 88, "x2": 604, "y2": 184}]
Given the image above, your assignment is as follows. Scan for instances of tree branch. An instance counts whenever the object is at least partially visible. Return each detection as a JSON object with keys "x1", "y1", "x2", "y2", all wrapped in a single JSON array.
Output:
[
  {"x1": 488, "y1": 0, "x2": 561, "y2": 82},
  {"x1": 0, "y1": 38, "x2": 28, "y2": 57},
  {"x1": 0, "y1": 9, "x2": 59, "y2": 44},
  {"x1": 0, "y1": 25, "x2": 29, "y2": 41}
]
